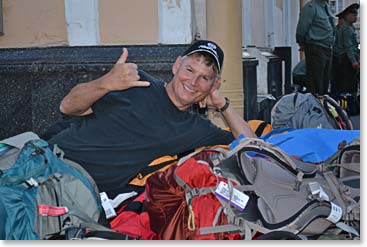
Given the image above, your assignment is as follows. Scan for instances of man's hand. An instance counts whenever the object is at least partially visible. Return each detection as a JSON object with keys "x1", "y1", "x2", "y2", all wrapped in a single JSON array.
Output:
[
  {"x1": 101, "y1": 48, "x2": 150, "y2": 91},
  {"x1": 59, "y1": 48, "x2": 150, "y2": 116},
  {"x1": 202, "y1": 87, "x2": 257, "y2": 139},
  {"x1": 205, "y1": 89, "x2": 226, "y2": 110}
]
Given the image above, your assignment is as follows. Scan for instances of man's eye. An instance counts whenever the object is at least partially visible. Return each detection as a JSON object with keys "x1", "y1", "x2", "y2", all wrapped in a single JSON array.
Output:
[
  {"x1": 200, "y1": 76, "x2": 209, "y2": 82},
  {"x1": 187, "y1": 68, "x2": 193, "y2": 73}
]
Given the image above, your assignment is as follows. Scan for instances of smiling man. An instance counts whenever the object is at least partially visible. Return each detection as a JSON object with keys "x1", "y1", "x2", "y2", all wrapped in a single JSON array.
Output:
[{"x1": 48, "y1": 40, "x2": 256, "y2": 197}]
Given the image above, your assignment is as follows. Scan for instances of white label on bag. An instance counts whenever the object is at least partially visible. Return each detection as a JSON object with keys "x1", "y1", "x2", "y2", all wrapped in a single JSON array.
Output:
[
  {"x1": 326, "y1": 202, "x2": 343, "y2": 223},
  {"x1": 100, "y1": 192, "x2": 117, "y2": 219},
  {"x1": 215, "y1": 181, "x2": 249, "y2": 211}
]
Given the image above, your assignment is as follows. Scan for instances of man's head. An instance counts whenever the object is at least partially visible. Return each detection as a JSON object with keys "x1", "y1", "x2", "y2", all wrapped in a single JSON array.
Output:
[
  {"x1": 166, "y1": 40, "x2": 224, "y2": 111},
  {"x1": 336, "y1": 3, "x2": 359, "y2": 23},
  {"x1": 181, "y1": 40, "x2": 224, "y2": 75}
]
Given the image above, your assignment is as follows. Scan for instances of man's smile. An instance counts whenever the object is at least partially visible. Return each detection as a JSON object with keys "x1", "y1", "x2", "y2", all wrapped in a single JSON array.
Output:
[{"x1": 183, "y1": 84, "x2": 196, "y2": 93}]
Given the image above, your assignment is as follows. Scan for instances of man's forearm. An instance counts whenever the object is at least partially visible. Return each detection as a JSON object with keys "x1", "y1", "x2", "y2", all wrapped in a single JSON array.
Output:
[
  {"x1": 221, "y1": 105, "x2": 257, "y2": 139},
  {"x1": 60, "y1": 75, "x2": 110, "y2": 116}
]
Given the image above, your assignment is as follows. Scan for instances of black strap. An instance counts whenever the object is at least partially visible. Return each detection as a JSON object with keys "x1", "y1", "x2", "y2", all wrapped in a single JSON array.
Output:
[
  {"x1": 85, "y1": 230, "x2": 138, "y2": 240},
  {"x1": 293, "y1": 92, "x2": 299, "y2": 107},
  {"x1": 255, "y1": 122, "x2": 270, "y2": 137}
]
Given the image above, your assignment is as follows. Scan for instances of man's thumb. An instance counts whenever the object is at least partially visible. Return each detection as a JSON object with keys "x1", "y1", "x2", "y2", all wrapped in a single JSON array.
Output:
[{"x1": 116, "y1": 48, "x2": 128, "y2": 64}]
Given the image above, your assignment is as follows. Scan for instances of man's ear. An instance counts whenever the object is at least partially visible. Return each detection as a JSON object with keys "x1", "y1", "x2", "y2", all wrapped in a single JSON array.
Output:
[
  {"x1": 172, "y1": 56, "x2": 182, "y2": 75},
  {"x1": 210, "y1": 77, "x2": 222, "y2": 93}
]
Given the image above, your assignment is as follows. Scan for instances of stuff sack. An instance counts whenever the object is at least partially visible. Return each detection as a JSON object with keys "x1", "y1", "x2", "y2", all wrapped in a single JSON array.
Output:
[
  {"x1": 271, "y1": 93, "x2": 353, "y2": 130},
  {"x1": 145, "y1": 146, "x2": 248, "y2": 240},
  {"x1": 0, "y1": 132, "x2": 113, "y2": 240}
]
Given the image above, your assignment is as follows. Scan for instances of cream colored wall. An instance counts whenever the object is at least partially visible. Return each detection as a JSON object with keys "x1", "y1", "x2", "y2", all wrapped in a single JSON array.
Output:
[
  {"x1": 99, "y1": 0, "x2": 158, "y2": 45},
  {"x1": 0, "y1": 0, "x2": 67, "y2": 48},
  {"x1": 207, "y1": 0, "x2": 244, "y2": 123}
]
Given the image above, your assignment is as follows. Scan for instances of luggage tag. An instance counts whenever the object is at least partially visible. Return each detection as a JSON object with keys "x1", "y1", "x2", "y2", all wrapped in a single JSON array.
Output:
[
  {"x1": 100, "y1": 192, "x2": 117, "y2": 219},
  {"x1": 215, "y1": 181, "x2": 249, "y2": 211},
  {"x1": 326, "y1": 202, "x2": 343, "y2": 223}
]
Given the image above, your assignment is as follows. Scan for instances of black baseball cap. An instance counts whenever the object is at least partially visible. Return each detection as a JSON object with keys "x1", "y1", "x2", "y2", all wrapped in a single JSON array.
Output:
[
  {"x1": 182, "y1": 40, "x2": 224, "y2": 73},
  {"x1": 336, "y1": 3, "x2": 359, "y2": 18}
]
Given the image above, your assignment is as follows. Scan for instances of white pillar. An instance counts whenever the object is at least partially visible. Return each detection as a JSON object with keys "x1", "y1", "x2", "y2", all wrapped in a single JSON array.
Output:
[
  {"x1": 193, "y1": 0, "x2": 207, "y2": 40},
  {"x1": 264, "y1": 0, "x2": 277, "y2": 48},
  {"x1": 242, "y1": 0, "x2": 252, "y2": 47},
  {"x1": 65, "y1": 0, "x2": 100, "y2": 46},
  {"x1": 158, "y1": 0, "x2": 194, "y2": 44},
  {"x1": 282, "y1": 0, "x2": 292, "y2": 46}
]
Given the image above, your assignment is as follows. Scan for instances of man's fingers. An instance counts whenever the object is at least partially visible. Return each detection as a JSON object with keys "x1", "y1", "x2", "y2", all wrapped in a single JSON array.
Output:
[
  {"x1": 126, "y1": 63, "x2": 138, "y2": 70},
  {"x1": 130, "y1": 81, "x2": 150, "y2": 87},
  {"x1": 198, "y1": 97, "x2": 207, "y2": 108},
  {"x1": 116, "y1": 48, "x2": 128, "y2": 64}
]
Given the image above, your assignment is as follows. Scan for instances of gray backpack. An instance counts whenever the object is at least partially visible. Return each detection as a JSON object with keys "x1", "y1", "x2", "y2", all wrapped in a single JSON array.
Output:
[
  {"x1": 271, "y1": 93, "x2": 353, "y2": 130},
  {"x1": 211, "y1": 138, "x2": 360, "y2": 239}
]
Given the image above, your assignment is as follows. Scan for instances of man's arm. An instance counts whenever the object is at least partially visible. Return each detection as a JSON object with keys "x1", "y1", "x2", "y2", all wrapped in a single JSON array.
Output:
[
  {"x1": 296, "y1": 4, "x2": 314, "y2": 47},
  {"x1": 342, "y1": 27, "x2": 359, "y2": 68},
  {"x1": 220, "y1": 102, "x2": 257, "y2": 139},
  {"x1": 60, "y1": 48, "x2": 150, "y2": 116}
]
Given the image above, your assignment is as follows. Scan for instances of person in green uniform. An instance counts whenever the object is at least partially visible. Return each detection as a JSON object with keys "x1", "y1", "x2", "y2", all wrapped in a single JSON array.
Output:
[
  {"x1": 331, "y1": 16, "x2": 344, "y2": 91},
  {"x1": 331, "y1": 3, "x2": 360, "y2": 95},
  {"x1": 296, "y1": 0, "x2": 335, "y2": 95}
]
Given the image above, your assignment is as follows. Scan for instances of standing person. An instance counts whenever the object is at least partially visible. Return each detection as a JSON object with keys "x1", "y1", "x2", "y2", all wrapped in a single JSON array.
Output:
[
  {"x1": 296, "y1": 0, "x2": 336, "y2": 95},
  {"x1": 331, "y1": 3, "x2": 360, "y2": 95},
  {"x1": 48, "y1": 40, "x2": 256, "y2": 198},
  {"x1": 331, "y1": 16, "x2": 344, "y2": 94}
]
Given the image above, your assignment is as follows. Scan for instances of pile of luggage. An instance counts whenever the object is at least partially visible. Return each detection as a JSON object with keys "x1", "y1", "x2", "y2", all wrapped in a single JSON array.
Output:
[{"x1": 0, "y1": 92, "x2": 360, "y2": 240}]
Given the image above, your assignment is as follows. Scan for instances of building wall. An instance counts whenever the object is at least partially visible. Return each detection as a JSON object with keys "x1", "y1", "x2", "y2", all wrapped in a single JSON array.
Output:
[
  {"x1": 207, "y1": 0, "x2": 244, "y2": 120},
  {"x1": 0, "y1": 0, "x2": 67, "y2": 48},
  {"x1": 99, "y1": 0, "x2": 158, "y2": 45}
]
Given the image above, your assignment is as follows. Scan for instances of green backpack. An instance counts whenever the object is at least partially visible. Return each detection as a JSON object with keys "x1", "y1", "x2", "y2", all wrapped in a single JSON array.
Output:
[{"x1": 0, "y1": 132, "x2": 111, "y2": 240}]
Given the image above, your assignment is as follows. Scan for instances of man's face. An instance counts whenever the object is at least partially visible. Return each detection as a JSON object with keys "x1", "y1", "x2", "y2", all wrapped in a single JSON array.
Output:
[
  {"x1": 346, "y1": 12, "x2": 358, "y2": 23},
  {"x1": 170, "y1": 54, "x2": 220, "y2": 110}
]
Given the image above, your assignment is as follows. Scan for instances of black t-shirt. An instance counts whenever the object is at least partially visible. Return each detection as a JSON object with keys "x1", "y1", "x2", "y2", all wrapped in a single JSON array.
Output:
[{"x1": 48, "y1": 71, "x2": 234, "y2": 197}]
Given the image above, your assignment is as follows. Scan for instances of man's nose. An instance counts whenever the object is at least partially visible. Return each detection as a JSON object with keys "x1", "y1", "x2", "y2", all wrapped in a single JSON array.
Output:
[{"x1": 189, "y1": 75, "x2": 200, "y2": 86}]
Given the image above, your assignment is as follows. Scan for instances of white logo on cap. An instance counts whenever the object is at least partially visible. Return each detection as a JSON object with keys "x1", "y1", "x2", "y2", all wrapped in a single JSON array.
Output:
[{"x1": 198, "y1": 43, "x2": 218, "y2": 56}]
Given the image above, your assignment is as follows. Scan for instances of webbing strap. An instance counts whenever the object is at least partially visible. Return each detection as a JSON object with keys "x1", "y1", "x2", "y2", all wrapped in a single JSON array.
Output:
[
  {"x1": 323, "y1": 172, "x2": 347, "y2": 214},
  {"x1": 212, "y1": 206, "x2": 223, "y2": 227},
  {"x1": 176, "y1": 147, "x2": 227, "y2": 167},
  {"x1": 214, "y1": 197, "x2": 257, "y2": 240},
  {"x1": 199, "y1": 224, "x2": 241, "y2": 235},
  {"x1": 235, "y1": 185, "x2": 255, "y2": 192},
  {"x1": 331, "y1": 163, "x2": 360, "y2": 174}
]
